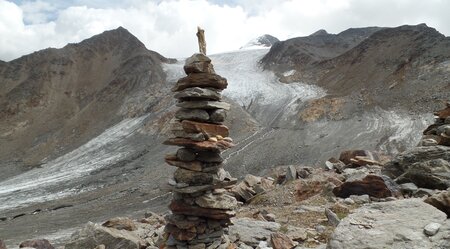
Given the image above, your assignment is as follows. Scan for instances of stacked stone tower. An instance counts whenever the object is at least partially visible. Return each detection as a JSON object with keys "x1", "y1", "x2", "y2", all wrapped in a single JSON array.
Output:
[{"x1": 162, "y1": 49, "x2": 238, "y2": 248}]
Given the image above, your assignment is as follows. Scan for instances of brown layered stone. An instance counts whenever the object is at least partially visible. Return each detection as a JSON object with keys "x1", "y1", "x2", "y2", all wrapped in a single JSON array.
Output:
[
  {"x1": 166, "y1": 157, "x2": 203, "y2": 171},
  {"x1": 332, "y1": 175, "x2": 402, "y2": 198},
  {"x1": 170, "y1": 200, "x2": 236, "y2": 219},
  {"x1": 435, "y1": 104, "x2": 450, "y2": 119},
  {"x1": 163, "y1": 138, "x2": 234, "y2": 152},
  {"x1": 172, "y1": 73, "x2": 228, "y2": 92},
  {"x1": 184, "y1": 62, "x2": 215, "y2": 74},
  {"x1": 182, "y1": 120, "x2": 229, "y2": 137}
]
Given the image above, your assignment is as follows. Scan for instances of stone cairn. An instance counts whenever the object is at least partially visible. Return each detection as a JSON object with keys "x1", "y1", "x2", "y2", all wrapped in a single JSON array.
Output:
[
  {"x1": 162, "y1": 28, "x2": 238, "y2": 249},
  {"x1": 420, "y1": 101, "x2": 450, "y2": 146}
]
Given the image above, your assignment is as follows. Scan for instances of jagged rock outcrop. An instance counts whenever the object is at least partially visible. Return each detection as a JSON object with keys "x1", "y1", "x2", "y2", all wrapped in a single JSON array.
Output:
[{"x1": 327, "y1": 199, "x2": 450, "y2": 249}]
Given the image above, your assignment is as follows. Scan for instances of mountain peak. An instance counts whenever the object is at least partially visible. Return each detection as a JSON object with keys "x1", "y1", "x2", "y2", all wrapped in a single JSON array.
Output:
[
  {"x1": 241, "y1": 34, "x2": 280, "y2": 49},
  {"x1": 65, "y1": 26, "x2": 146, "y2": 52},
  {"x1": 310, "y1": 29, "x2": 329, "y2": 36}
]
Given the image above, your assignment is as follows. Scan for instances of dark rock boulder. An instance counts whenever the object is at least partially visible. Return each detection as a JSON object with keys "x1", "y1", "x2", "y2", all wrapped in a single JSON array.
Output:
[
  {"x1": 333, "y1": 174, "x2": 401, "y2": 198},
  {"x1": 383, "y1": 146, "x2": 450, "y2": 190},
  {"x1": 19, "y1": 239, "x2": 54, "y2": 249}
]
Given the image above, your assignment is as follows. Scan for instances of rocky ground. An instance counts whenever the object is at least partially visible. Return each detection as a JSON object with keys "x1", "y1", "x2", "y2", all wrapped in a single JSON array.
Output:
[
  {"x1": 3, "y1": 104, "x2": 449, "y2": 249},
  {"x1": 1, "y1": 24, "x2": 450, "y2": 248}
]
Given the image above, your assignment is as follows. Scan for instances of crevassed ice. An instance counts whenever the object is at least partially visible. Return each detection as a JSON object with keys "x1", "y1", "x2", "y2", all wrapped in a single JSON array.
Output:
[{"x1": 0, "y1": 115, "x2": 147, "y2": 212}]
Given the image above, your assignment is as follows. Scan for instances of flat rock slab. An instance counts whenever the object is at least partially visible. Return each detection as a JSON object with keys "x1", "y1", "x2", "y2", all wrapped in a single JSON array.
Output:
[
  {"x1": 327, "y1": 198, "x2": 449, "y2": 249},
  {"x1": 174, "y1": 87, "x2": 221, "y2": 100},
  {"x1": 177, "y1": 101, "x2": 230, "y2": 110},
  {"x1": 172, "y1": 73, "x2": 227, "y2": 92},
  {"x1": 182, "y1": 120, "x2": 229, "y2": 137},
  {"x1": 169, "y1": 200, "x2": 235, "y2": 220},
  {"x1": 228, "y1": 218, "x2": 280, "y2": 247},
  {"x1": 163, "y1": 138, "x2": 234, "y2": 153}
]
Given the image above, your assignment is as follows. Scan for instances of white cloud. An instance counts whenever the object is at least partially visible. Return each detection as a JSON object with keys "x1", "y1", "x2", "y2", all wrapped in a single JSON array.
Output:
[{"x1": 0, "y1": 0, "x2": 449, "y2": 61}]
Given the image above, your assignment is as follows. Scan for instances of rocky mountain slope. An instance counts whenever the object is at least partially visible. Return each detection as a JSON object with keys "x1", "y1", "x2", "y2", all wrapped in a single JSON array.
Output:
[
  {"x1": 0, "y1": 27, "x2": 171, "y2": 181},
  {"x1": 0, "y1": 24, "x2": 449, "y2": 246}
]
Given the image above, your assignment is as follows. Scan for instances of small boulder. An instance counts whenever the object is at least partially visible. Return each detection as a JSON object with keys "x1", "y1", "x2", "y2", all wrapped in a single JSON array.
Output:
[
  {"x1": 270, "y1": 232, "x2": 295, "y2": 249},
  {"x1": 102, "y1": 217, "x2": 137, "y2": 231},
  {"x1": 228, "y1": 218, "x2": 280, "y2": 247},
  {"x1": 424, "y1": 222, "x2": 441, "y2": 236},
  {"x1": 383, "y1": 146, "x2": 450, "y2": 190},
  {"x1": 65, "y1": 222, "x2": 142, "y2": 249},
  {"x1": 332, "y1": 174, "x2": 401, "y2": 198},
  {"x1": 19, "y1": 239, "x2": 54, "y2": 249},
  {"x1": 325, "y1": 208, "x2": 340, "y2": 227},
  {"x1": 284, "y1": 165, "x2": 297, "y2": 183},
  {"x1": 424, "y1": 190, "x2": 450, "y2": 216}
]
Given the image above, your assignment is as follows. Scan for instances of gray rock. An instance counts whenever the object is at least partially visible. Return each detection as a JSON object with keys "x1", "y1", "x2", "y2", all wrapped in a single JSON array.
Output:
[
  {"x1": 399, "y1": 182, "x2": 418, "y2": 195},
  {"x1": 284, "y1": 165, "x2": 297, "y2": 183},
  {"x1": 175, "y1": 108, "x2": 210, "y2": 122},
  {"x1": 349, "y1": 194, "x2": 370, "y2": 204},
  {"x1": 176, "y1": 148, "x2": 196, "y2": 162},
  {"x1": 174, "y1": 87, "x2": 221, "y2": 100},
  {"x1": 424, "y1": 222, "x2": 441, "y2": 236},
  {"x1": 327, "y1": 199, "x2": 448, "y2": 249},
  {"x1": 445, "y1": 117, "x2": 450, "y2": 124},
  {"x1": 177, "y1": 101, "x2": 230, "y2": 110},
  {"x1": 383, "y1": 146, "x2": 450, "y2": 190},
  {"x1": 413, "y1": 188, "x2": 436, "y2": 197},
  {"x1": 209, "y1": 109, "x2": 227, "y2": 123},
  {"x1": 229, "y1": 218, "x2": 280, "y2": 247},
  {"x1": 172, "y1": 130, "x2": 206, "y2": 141},
  {"x1": 343, "y1": 198, "x2": 355, "y2": 205},
  {"x1": 65, "y1": 222, "x2": 141, "y2": 249},
  {"x1": 325, "y1": 208, "x2": 340, "y2": 227},
  {"x1": 196, "y1": 151, "x2": 223, "y2": 163},
  {"x1": 436, "y1": 125, "x2": 450, "y2": 136}
]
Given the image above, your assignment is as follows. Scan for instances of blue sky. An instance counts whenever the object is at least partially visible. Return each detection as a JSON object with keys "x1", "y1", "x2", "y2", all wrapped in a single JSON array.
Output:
[{"x1": 1, "y1": 0, "x2": 449, "y2": 61}]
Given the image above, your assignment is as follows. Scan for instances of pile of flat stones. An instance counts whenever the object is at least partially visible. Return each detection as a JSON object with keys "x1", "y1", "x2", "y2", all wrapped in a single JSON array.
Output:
[
  {"x1": 162, "y1": 53, "x2": 238, "y2": 249},
  {"x1": 420, "y1": 101, "x2": 450, "y2": 146}
]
